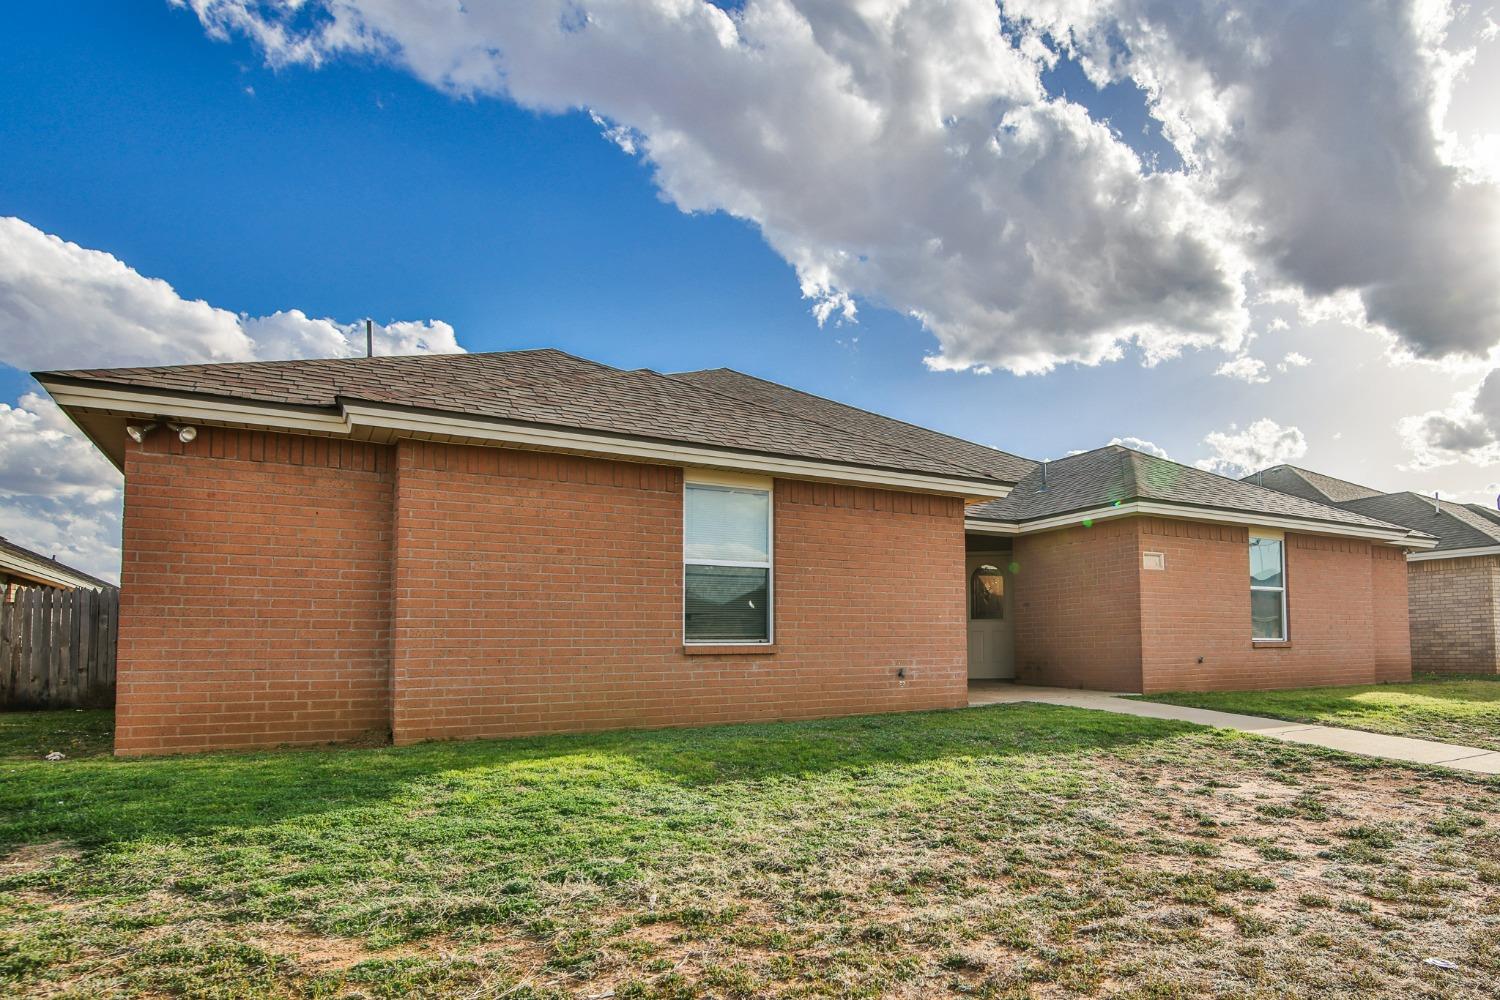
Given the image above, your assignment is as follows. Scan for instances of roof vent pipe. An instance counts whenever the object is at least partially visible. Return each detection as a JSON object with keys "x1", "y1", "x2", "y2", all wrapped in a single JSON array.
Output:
[
  {"x1": 1433, "y1": 491, "x2": 1441, "y2": 514},
  {"x1": 1040, "y1": 459, "x2": 1049, "y2": 491},
  {"x1": 365, "y1": 319, "x2": 374, "y2": 359}
]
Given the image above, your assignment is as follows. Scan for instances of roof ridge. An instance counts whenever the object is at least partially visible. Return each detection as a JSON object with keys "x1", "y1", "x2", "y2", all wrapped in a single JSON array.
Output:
[{"x1": 665, "y1": 368, "x2": 1022, "y2": 482}]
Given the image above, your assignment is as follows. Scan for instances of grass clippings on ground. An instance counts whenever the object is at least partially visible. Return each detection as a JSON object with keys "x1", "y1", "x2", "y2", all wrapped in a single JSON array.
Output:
[{"x1": 1, "y1": 703, "x2": 1498, "y2": 998}]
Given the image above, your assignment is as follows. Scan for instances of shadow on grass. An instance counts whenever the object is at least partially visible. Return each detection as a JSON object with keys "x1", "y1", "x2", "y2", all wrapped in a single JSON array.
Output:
[{"x1": 0, "y1": 704, "x2": 1204, "y2": 854}]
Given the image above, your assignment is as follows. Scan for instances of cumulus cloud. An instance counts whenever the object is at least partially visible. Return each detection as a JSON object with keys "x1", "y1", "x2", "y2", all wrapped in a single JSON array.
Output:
[
  {"x1": 1278, "y1": 352, "x2": 1312, "y2": 372},
  {"x1": 1025, "y1": 0, "x2": 1500, "y2": 361},
  {"x1": 0, "y1": 216, "x2": 466, "y2": 581},
  {"x1": 1214, "y1": 356, "x2": 1270, "y2": 383},
  {"x1": 175, "y1": 0, "x2": 1500, "y2": 375},
  {"x1": 1195, "y1": 418, "x2": 1308, "y2": 479},
  {"x1": 0, "y1": 217, "x2": 461, "y2": 371},
  {"x1": 1399, "y1": 369, "x2": 1500, "y2": 468},
  {"x1": 177, "y1": 0, "x2": 1251, "y2": 375},
  {"x1": 1109, "y1": 436, "x2": 1170, "y2": 459}
]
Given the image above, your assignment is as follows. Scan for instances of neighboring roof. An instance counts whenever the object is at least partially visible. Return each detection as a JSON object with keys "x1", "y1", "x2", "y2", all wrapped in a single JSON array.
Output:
[
  {"x1": 1240, "y1": 464, "x2": 1385, "y2": 504},
  {"x1": 1339, "y1": 493, "x2": 1500, "y2": 554},
  {"x1": 1465, "y1": 503, "x2": 1500, "y2": 528},
  {"x1": 0, "y1": 536, "x2": 113, "y2": 590},
  {"x1": 669, "y1": 368, "x2": 1036, "y2": 483},
  {"x1": 38, "y1": 349, "x2": 1028, "y2": 490},
  {"x1": 967, "y1": 445, "x2": 1427, "y2": 538}
]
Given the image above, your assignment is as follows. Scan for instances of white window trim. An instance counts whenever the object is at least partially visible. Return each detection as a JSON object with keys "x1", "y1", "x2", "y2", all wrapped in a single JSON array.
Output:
[
  {"x1": 1249, "y1": 531, "x2": 1288, "y2": 643},
  {"x1": 683, "y1": 477, "x2": 774, "y2": 645}
]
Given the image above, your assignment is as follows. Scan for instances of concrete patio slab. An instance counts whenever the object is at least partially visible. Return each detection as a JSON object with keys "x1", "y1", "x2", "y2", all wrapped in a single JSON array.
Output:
[{"x1": 968, "y1": 683, "x2": 1500, "y2": 775}]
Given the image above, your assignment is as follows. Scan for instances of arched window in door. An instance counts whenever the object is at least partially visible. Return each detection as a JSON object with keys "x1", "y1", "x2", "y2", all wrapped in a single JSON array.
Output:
[{"x1": 969, "y1": 564, "x2": 1005, "y2": 620}]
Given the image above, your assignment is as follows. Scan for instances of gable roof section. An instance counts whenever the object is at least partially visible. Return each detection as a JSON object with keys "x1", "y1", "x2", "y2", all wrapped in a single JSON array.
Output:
[
  {"x1": 38, "y1": 349, "x2": 1027, "y2": 494},
  {"x1": 669, "y1": 368, "x2": 1036, "y2": 482},
  {"x1": 1339, "y1": 493, "x2": 1500, "y2": 554},
  {"x1": 1465, "y1": 502, "x2": 1500, "y2": 527},
  {"x1": 1241, "y1": 464, "x2": 1385, "y2": 504},
  {"x1": 0, "y1": 536, "x2": 113, "y2": 590},
  {"x1": 968, "y1": 445, "x2": 1429, "y2": 542}
]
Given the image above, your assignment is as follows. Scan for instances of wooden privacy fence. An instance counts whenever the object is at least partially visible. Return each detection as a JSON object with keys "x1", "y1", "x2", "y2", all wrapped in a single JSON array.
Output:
[{"x1": 1, "y1": 587, "x2": 118, "y2": 709}]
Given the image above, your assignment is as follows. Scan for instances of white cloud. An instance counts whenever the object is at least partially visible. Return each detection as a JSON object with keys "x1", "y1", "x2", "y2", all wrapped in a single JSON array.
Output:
[
  {"x1": 177, "y1": 0, "x2": 1251, "y2": 376},
  {"x1": 1195, "y1": 418, "x2": 1308, "y2": 479},
  {"x1": 1278, "y1": 352, "x2": 1312, "y2": 372},
  {"x1": 1109, "y1": 435, "x2": 1169, "y2": 459},
  {"x1": 1399, "y1": 370, "x2": 1500, "y2": 468},
  {"x1": 175, "y1": 0, "x2": 1500, "y2": 376},
  {"x1": 1214, "y1": 356, "x2": 1270, "y2": 383},
  {"x1": 0, "y1": 393, "x2": 122, "y2": 583},
  {"x1": 0, "y1": 216, "x2": 461, "y2": 371},
  {"x1": 0, "y1": 217, "x2": 466, "y2": 582}
]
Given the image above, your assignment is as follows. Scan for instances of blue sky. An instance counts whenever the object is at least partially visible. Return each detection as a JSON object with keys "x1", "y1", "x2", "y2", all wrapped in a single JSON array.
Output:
[
  {"x1": 2, "y1": 1, "x2": 1499, "y2": 580},
  {"x1": 0, "y1": 1, "x2": 1244, "y2": 457}
]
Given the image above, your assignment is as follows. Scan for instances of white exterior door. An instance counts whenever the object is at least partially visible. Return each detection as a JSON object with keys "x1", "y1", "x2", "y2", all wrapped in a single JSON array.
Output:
[{"x1": 966, "y1": 555, "x2": 1015, "y2": 680}]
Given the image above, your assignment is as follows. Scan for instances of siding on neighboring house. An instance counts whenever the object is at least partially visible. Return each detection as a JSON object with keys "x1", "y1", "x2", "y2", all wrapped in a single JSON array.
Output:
[
  {"x1": 1013, "y1": 515, "x2": 1409, "y2": 694},
  {"x1": 391, "y1": 440, "x2": 967, "y2": 745},
  {"x1": 116, "y1": 430, "x2": 394, "y2": 756},
  {"x1": 1407, "y1": 554, "x2": 1500, "y2": 675}
]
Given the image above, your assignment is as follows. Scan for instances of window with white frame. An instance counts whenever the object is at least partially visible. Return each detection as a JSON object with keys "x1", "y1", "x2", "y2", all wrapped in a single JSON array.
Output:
[
  {"x1": 684, "y1": 482, "x2": 772, "y2": 643},
  {"x1": 1249, "y1": 535, "x2": 1287, "y2": 641}
]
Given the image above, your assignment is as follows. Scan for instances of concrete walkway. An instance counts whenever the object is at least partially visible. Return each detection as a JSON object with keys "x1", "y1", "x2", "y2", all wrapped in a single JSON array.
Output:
[{"x1": 968, "y1": 683, "x2": 1500, "y2": 775}]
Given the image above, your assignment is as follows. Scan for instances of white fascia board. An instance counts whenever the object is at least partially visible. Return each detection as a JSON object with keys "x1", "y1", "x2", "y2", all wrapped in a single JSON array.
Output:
[
  {"x1": 963, "y1": 519, "x2": 1019, "y2": 536},
  {"x1": 341, "y1": 402, "x2": 1011, "y2": 498},
  {"x1": 39, "y1": 380, "x2": 352, "y2": 436},
  {"x1": 1406, "y1": 545, "x2": 1500, "y2": 562},
  {"x1": 967, "y1": 500, "x2": 1434, "y2": 548}
]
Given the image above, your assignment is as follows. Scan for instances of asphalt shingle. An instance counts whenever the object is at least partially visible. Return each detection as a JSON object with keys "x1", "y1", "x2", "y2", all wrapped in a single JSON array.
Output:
[
  {"x1": 1240, "y1": 465, "x2": 1384, "y2": 504},
  {"x1": 968, "y1": 445, "x2": 1418, "y2": 533},
  {"x1": 40, "y1": 349, "x2": 1028, "y2": 486},
  {"x1": 1338, "y1": 493, "x2": 1500, "y2": 553}
]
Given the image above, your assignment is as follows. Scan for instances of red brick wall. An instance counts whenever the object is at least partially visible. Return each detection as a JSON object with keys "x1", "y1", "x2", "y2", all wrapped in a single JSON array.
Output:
[
  {"x1": 1407, "y1": 555, "x2": 1500, "y2": 675},
  {"x1": 1012, "y1": 519, "x2": 1143, "y2": 691},
  {"x1": 1371, "y1": 546, "x2": 1413, "y2": 683},
  {"x1": 116, "y1": 429, "x2": 394, "y2": 755},
  {"x1": 391, "y1": 442, "x2": 967, "y2": 744},
  {"x1": 1008, "y1": 516, "x2": 1410, "y2": 693},
  {"x1": 1136, "y1": 520, "x2": 1383, "y2": 692}
]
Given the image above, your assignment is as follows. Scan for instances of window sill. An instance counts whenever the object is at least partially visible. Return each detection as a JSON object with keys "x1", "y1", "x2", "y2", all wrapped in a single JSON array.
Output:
[
  {"x1": 682, "y1": 644, "x2": 776, "y2": 656},
  {"x1": 1251, "y1": 640, "x2": 1290, "y2": 649}
]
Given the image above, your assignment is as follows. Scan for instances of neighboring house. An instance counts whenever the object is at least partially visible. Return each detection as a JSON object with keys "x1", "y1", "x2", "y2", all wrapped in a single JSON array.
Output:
[
  {"x1": 1248, "y1": 464, "x2": 1500, "y2": 676},
  {"x1": 0, "y1": 535, "x2": 113, "y2": 599},
  {"x1": 966, "y1": 448, "x2": 1431, "y2": 693},
  {"x1": 38, "y1": 351, "x2": 1435, "y2": 755}
]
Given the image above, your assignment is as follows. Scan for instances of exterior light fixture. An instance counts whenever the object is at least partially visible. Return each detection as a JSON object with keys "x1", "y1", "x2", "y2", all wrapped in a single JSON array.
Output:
[
  {"x1": 167, "y1": 423, "x2": 198, "y2": 443},
  {"x1": 125, "y1": 423, "x2": 156, "y2": 443}
]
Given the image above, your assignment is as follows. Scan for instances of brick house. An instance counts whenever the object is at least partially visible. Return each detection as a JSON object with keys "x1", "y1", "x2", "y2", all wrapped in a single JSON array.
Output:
[
  {"x1": 38, "y1": 351, "x2": 1435, "y2": 755},
  {"x1": 1250, "y1": 465, "x2": 1500, "y2": 676}
]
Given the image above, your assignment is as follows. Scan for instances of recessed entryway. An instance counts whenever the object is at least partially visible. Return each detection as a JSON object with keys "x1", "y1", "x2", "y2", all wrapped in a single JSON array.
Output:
[{"x1": 965, "y1": 553, "x2": 1015, "y2": 680}]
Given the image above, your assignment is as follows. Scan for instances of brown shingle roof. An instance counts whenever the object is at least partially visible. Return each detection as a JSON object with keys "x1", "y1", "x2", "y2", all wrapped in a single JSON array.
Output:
[
  {"x1": 1240, "y1": 464, "x2": 1384, "y2": 504},
  {"x1": 1338, "y1": 493, "x2": 1500, "y2": 553},
  {"x1": 968, "y1": 445, "x2": 1424, "y2": 535},
  {"x1": 669, "y1": 368, "x2": 1036, "y2": 482},
  {"x1": 40, "y1": 350, "x2": 1027, "y2": 486}
]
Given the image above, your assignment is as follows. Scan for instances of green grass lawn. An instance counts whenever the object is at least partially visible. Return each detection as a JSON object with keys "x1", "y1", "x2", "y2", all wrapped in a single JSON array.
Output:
[
  {"x1": 2, "y1": 705, "x2": 1498, "y2": 999},
  {"x1": 1131, "y1": 675, "x2": 1500, "y2": 752}
]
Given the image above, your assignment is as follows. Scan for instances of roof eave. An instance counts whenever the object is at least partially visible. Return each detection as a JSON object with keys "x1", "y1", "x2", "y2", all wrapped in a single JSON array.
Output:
[
  {"x1": 966, "y1": 499, "x2": 1430, "y2": 547},
  {"x1": 38, "y1": 376, "x2": 1015, "y2": 501}
]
